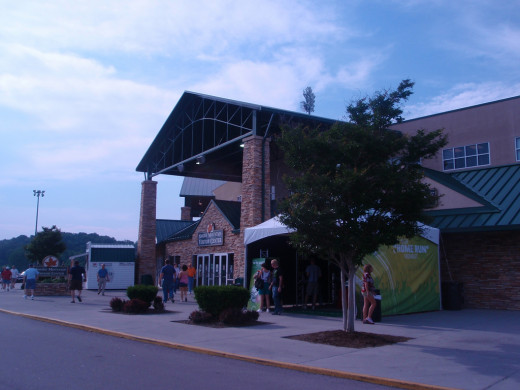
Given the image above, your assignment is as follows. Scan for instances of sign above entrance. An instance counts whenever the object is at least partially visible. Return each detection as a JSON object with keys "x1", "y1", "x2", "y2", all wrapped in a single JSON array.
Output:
[{"x1": 198, "y1": 229, "x2": 224, "y2": 246}]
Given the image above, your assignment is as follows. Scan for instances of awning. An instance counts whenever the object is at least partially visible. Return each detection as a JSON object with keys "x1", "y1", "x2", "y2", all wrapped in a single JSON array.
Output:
[
  {"x1": 244, "y1": 217, "x2": 439, "y2": 245},
  {"x1": 244, "y1": 216, "x2": 295, "y2": 245}
]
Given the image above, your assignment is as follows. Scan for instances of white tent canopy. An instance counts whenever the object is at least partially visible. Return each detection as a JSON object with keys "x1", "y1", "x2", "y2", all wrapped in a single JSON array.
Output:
[
  {"x1": 244, "y1": 216, "x2": 295, "y2": 245},
  {"x1": 244, "y1": 216, "x2": 439, "y2": 245}
]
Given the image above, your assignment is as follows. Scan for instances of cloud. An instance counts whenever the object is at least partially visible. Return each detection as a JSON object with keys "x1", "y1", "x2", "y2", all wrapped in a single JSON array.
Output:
[{"x1": 405, "y1": 82, "x2": 520, "y2": 118}]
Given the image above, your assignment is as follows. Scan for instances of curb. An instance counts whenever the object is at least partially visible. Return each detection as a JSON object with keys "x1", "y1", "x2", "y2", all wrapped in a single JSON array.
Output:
[{"x1": 0, "y1": 308, "x2": 458, "y2": 390}]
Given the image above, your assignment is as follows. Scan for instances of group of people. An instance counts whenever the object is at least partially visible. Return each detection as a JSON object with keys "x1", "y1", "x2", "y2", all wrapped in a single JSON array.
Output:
[
  {"x1": 1, "y1": 265, "x2": 19, "y2": 291},
  {"x1": 254, "y1": 258, "x2": 284, "y2": 315},
  {"x1": 255, "y1": 259, "x2": 378, "y2": 324},
  {"x1": 159, "y1": 260, "x2": 196, "y2": 304}
]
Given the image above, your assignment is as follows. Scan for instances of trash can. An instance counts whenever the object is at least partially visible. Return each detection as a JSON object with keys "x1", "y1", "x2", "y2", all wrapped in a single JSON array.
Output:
[
  {"x1": 442, "y1": 281, "x2": 463, "y2": 310},
  {"x1": 372, "y1": 289, "x2": 382, "y2": 322},
  {"x1": 140, "y1": 274, "x2": 153, "y2": 286},
  {"x1": 233, "y1": 277, "x2": 244, "y2": 287}
]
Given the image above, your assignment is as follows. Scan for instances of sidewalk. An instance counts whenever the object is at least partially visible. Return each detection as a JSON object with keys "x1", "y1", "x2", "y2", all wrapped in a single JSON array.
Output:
[{"x1": 1, "y1": 286, "x2": 519, "y2": 390}]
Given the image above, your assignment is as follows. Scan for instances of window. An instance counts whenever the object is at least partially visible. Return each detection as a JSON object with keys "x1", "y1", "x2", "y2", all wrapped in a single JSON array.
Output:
[
  {"x1": 443, "y1": 142, "x2": 490, "y2": 171},
  {"x1": 516, "y1": 137, "x2": 520, "y2": 161}
]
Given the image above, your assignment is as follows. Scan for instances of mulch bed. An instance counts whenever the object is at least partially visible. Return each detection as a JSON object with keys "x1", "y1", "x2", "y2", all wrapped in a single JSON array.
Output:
[{"x1": 285, "y1": 330, "x2": 412, "y2": 348}]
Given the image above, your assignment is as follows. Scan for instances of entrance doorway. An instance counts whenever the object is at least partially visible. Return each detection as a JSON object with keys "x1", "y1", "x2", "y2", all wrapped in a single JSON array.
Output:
[{"x1": 196, "y1": 253, "x2": 234, "y2": 286}]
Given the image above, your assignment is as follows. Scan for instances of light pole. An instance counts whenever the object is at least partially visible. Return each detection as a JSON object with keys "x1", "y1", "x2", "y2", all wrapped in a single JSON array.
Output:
[{"x1": 33, "y1": 190, "x2": 45, "y2": 236}]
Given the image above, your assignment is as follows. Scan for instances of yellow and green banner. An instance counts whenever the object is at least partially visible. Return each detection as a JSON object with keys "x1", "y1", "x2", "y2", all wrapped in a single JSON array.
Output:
[{"x1": 357, "y1": 235, "x2": 440, "y2": 315}]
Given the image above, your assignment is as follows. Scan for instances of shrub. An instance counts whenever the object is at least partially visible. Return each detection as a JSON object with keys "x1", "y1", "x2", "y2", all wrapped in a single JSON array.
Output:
[
  {"x1": 194, "y1": 285, "x2": 249, "y2": 316},
  {"x1": 153, "y1": 296, "x2": 165, "y2": 312},
  {"x1": 123, "y1": 298, "x2": 150, "y2": 314},
  {"x1": 219, "y1": 308, "x2": 259, "y2": 325},
  {"x1": 189, "y1": 310, "x2": 214, "y2": 324},
  {"x1": 126, "y1": 285, "x2": 158, "y2": 306},
  {"x1": 110, "y1": 297, "x2": 125, "y2": 312}
]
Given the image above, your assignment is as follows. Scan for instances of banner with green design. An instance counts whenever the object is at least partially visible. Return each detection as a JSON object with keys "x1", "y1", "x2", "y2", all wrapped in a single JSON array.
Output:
[
  {"x1": 356, "y1": 235, "x2": 440, "y2": 315},
  {"x1": 246, "y1": 258, "x2": 265, "y2": 311}
]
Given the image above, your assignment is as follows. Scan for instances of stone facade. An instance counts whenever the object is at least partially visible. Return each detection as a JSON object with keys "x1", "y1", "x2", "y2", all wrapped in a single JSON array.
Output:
[
  {"x1": 162, "y1": 201, "x2": 243, "y2": 278},
  {"x1": 137, "y1": 180, "x2": 157, "y2": 284},
  {"x1": 440, "y1": 230, "x2": 520, "y2": 310}
]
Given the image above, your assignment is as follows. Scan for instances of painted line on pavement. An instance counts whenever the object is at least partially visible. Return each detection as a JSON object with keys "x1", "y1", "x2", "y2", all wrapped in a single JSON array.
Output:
[{"x1": 0, "y1": 309, "x2": 458, "y2": 390}]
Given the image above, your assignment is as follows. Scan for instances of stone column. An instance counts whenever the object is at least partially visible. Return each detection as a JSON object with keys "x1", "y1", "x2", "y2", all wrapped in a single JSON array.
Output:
[
  {"x1": 238, "y1": 135, "x2": 271, "y2": 278},
  {"x1": 136, "y1": 180, "x2": 157, "y2": 284}
]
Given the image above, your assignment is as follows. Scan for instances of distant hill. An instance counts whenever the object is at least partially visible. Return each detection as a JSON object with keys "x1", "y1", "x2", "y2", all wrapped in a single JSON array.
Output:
[{"x1": 0, "y1": 232, "x2": 135, "y2": 270}]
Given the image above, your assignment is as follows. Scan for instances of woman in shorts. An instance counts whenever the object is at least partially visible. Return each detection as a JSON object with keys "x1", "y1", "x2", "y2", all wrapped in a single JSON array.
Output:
[{"x1": 361, "y1": 264, "x2": 377, "y2": 324}]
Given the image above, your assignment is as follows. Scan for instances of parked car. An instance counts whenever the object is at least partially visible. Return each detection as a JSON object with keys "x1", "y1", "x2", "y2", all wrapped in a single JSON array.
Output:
[{"x1": 16, "y1": 271, "x2": 25, "y2": 283}]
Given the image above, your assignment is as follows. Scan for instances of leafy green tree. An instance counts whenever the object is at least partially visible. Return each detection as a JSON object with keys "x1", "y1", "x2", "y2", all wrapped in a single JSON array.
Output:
[
  {"x1": 25, "y1": 225, "x2": 66, "y2": 265},
  {"x1": 300, "y1": 86, "x2": 315, "y2": 115},
  {"x1": 278, "y1": 80, "x2": 447, "y2": 332}
]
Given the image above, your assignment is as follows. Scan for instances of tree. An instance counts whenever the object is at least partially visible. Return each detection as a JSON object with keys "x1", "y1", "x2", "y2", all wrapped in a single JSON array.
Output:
[
  {"x1": 25, "y1": 225, "x2": 66, "y2": 265},
  {"x1": 300, "y1": 86, "x2": 315, "y2": 115},
  {"x1": 278, "y1": 80, "x2": 447, "y2": 332}
]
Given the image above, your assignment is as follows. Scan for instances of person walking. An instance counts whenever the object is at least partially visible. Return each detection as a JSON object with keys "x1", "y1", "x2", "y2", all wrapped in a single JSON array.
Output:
[
  {"x1": 269, "y1": 259, "x2": 283, "y2": 315},
  {"x1": 304, "y1": 259, "x2": 322, "y2": 310},
  {"x1": 254, "y1": 262, "x2": 271, "y2": 312},
  {"x1": 69, "y1": 260, "x2": 86, "y2": 303},
  {"x1": 10, "y1": 265, "x2": 19, "y2": 290},
  {"x1": 187, "y1": 264, "x2": 196, "y2": 294},
  {"x1": 97, "y1": 264, "x2": 110, "y2": 295},
  {"x1": 159, "y1": 259, "x2": 176, "y2": 303},
  {"x1": 2, "y1": 266, "x2": 12, "y2": 291},
  {"x1": 361, "y1": 264, "x2": 377, "y2": 324},
  {"x1": 178, "y1": 265, "x2": 189, "y2": 302},
  {"x1": 173, "y1": 263, "x2": 180, "y2": 294},
  {"x1": 23, "y1": 264, "x2": 39, "y2": 300}
]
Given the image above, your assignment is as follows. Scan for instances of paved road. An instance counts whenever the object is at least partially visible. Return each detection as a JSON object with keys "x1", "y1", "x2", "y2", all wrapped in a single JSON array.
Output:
[{"x1": 3, "y1": 312, "x2": 394, "y2": 390}]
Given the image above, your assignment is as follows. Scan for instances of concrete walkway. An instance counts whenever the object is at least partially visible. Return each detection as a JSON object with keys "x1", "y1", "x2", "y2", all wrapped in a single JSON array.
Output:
[{"x1": 1, "y1": 286, "x2": 519, "y2": 390}]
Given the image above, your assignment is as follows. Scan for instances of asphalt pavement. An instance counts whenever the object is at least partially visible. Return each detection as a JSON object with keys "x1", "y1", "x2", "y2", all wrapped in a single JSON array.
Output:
[{"x1": 1, "y1": 285, "x2": 519, "y2": 390}]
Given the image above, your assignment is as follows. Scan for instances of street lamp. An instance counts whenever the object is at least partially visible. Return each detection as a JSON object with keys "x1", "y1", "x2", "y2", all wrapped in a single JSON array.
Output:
[{"x1": 33, "y1": 190, "x2": 45, "y2": 236}]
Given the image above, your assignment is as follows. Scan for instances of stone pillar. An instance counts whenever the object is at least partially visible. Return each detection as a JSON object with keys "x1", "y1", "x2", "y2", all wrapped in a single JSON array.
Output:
[
  {"x1": 181, "y1": 206, "x2": 192, "y2": 221},
  {"x1": 238, "y1": 135, "x2": 271, "y2": 278},
  {"x1": 136, "y1": 180, "x2": 157, "y2": 285}
]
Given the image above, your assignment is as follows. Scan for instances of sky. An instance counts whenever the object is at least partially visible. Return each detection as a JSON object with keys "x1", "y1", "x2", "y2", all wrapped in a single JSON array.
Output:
[{"x1": 1, "y1": 0, "x2": 520, "y2": 242}]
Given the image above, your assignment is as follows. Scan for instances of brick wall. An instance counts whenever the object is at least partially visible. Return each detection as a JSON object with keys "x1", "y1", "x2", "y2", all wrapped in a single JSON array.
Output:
[
  {"x1": 34, "y1": 283, "x2": 68, "y2": 296},
  {"x1": 440, "y1": 230, "x2": 520, "y2": 310}
]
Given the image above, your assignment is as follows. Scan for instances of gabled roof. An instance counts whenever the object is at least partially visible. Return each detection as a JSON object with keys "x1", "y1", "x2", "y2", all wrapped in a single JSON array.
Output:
[
  {"x1": 212, "y1": 200, "x2": 241, "y2": 231},
  {"x1": 136, "y1": 91, "x2": 336, "y2": 181},
  {"x1": 156, "y1": 200, "x2": 241, "y2": 245},
  {"x1": 425, "y1": 164, "x2": 520, "y2": 232}
]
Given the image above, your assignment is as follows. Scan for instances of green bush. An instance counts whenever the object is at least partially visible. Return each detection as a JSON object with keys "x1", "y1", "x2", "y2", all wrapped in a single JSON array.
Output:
[
  {"x1": 126, "y1": 285, "x2": 158, "y2": 306},
  {"x1": 194, "y1": 285, "x2": 249, "y2": 316}
]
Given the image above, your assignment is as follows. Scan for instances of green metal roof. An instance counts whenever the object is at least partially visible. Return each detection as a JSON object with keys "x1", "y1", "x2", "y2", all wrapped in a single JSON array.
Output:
[
  {"x1": 425, "y1": 164, "x2": 520, "y2": 232},
  {"x1": 156, "y1": 219, "x2": 196, "y2": 243}
]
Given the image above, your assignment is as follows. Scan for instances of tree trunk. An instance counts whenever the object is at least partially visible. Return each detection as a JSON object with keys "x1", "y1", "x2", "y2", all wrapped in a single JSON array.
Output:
[
  {"x1": 346, "y1": 259, "x2": 357, "y2": 333},
  {"x1": 340, "y1": 268, "x2": 347, "y2": 331}
]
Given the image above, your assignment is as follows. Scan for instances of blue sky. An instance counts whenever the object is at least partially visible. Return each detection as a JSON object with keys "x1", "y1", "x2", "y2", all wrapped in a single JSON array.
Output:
[{"x1": 1, "y1": 0, "x2": 519, "y2": 241}]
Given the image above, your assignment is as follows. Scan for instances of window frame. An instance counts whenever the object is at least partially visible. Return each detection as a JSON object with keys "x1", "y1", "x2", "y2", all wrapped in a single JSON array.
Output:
[{"x1": 442, "y1": 142, "x2": 490, "y2": 171}]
